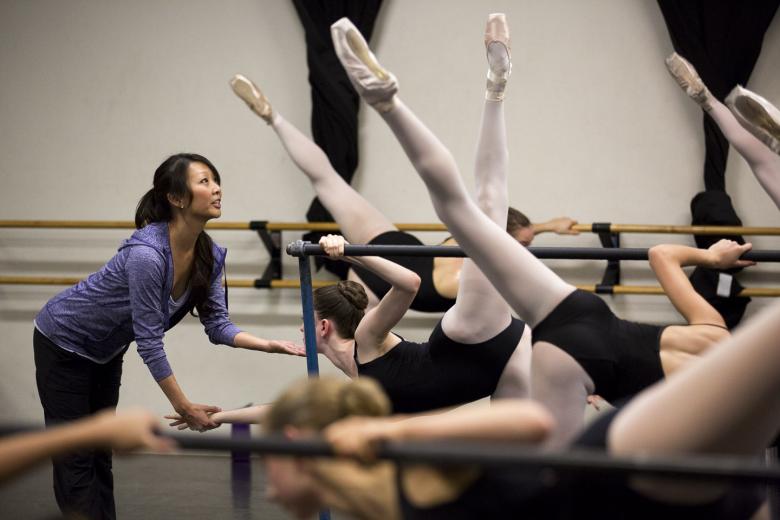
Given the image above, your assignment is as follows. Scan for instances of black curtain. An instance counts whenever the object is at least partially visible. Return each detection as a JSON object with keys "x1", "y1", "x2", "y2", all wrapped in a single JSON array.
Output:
[
  {"x1": 657, "y1": 0, "x2": 778, "y2": 328},
  {"x1": 292, "y1": 0, "x2": 384, "y2": 276},
  {"x1": 657, "y1": 0, "x2": 779, "y2": 192}
]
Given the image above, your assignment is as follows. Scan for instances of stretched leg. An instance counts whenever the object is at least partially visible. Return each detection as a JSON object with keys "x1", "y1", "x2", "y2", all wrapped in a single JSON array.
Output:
[
  {"x1": 442, "y1": 16, "x2": 513, "y2": 343},
  {"x1": 330, "y1": 18, "x2": 574, "y2": 328},
  {"x1": 230, "y1": 75, "x2": 395, "y2": 244},
  {"x1": 666, "y1": 54, "x2": 780, "y2": 209}
]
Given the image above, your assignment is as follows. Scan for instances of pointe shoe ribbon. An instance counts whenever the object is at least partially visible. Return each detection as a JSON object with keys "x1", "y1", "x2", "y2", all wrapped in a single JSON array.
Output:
[
  {"x1": 230, "y1": 74, "x2": 274, "y2": 124},
  {"x1": 331, "y1": 17, "x2": 398, "y2": 113},
  {"x1": 726, "y1": 85, "x2": 780, "y2": 156}
]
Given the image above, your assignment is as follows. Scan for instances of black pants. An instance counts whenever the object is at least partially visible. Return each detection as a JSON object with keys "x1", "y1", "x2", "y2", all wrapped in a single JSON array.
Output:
[{"x1": 33, "y1": 328, "x2": 125, "y2": 520}]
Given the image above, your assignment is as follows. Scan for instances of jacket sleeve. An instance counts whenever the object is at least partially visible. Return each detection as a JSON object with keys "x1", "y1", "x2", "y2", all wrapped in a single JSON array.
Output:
[
  {"x1": 199, "y1": 264, "x2": 241, "y2": 346},
  {"x1": 126, "y1": 246, "x2": 173, "y2": 381}
]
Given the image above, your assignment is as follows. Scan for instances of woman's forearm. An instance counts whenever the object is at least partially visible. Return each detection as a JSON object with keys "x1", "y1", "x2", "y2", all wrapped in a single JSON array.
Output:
[{"x1": 157, "y1": 374, "x2": 190, "y2": 412}]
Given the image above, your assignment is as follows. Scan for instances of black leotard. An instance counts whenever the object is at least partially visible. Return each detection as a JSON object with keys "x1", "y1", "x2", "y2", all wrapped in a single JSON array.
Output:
[
  {"x1": 559, "y1": 408, "x2": 765, "y2": 519},
  {"x1": 350, "y1": 231, "x2": 457, "y2": 313},
  {"x1": 532, "y1": 290, "x2": 666, "y2": 402},
  {"x1": 397, "y1": 409, "x2": 763, "y2": 519},
  {"x1": 357, "y1": 317, "x2": 526, "y2": 413},
  {"x1": 397, "y1": 464, "x2": 555, "y2": 520}
]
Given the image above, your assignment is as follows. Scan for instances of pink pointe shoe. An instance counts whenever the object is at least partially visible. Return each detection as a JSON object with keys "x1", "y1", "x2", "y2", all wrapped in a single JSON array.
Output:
[
  {"x1": 664, "y1": 52, "x2": 712, "y2": 111},
  {"x1": 726, "y1": 85, "x2": 780, "y2": 156},
  {"x1": 229, "y1": 74, "x2": 274, "y2": 124},
  {"x1": 485, "y1": 13, "x2": 512, "y2": 101},
  {"x1": 330, "y1": 17, "x2": 398, "y2": 113}
]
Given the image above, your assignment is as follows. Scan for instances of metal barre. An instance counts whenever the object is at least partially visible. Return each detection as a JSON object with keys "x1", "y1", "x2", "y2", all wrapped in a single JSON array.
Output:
[
  {"x1": 286, "y1": 241, "x2": 780, "y2": 262},
  {"x1": 0, "y1": 424, "x2": 774, "y2": 484},
  {"x1": 167, "y1": 435, "x2": 780, "y2": 483}
]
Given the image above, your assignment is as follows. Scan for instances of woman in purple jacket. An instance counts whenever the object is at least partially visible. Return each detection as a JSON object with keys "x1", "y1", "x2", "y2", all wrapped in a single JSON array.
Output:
[{"x1": 33, "y1": 153, "x2": 303, "y2": 520}]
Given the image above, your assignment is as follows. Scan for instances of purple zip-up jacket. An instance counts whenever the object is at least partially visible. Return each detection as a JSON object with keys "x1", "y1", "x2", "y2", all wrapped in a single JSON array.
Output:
[{"x1": 35, "y1": 222, "x2": 241, "y2": 381}]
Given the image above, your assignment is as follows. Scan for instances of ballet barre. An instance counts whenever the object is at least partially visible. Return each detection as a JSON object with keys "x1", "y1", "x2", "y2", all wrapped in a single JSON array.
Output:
[
  {"x1": 3, "y1": 219, "x2": 780, "y2": 289},
  {"x1": 286, "y1": 241, "x2": 780, "y2": 262},
  {"x1": 0, "y1": 424, "x2": 777, "y2": 484}
]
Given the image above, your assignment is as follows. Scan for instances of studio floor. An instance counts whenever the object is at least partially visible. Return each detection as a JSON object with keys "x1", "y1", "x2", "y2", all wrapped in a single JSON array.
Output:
[{"x1": 0, "y1": 453, "x2": 299, "y2": 519}]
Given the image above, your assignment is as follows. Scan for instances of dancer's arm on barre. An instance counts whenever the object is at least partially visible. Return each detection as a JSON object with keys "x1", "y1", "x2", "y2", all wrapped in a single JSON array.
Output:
[
  {"x1": 324, "y1": 400, "x2": 553, "y2": 461},
  {"x1": 648, "y1": 240, "x2": 755, "y2": 325},
  {"x1": 532, "y1": 216, "x2": 579, "y2": 236},
  {"x1": 320, "y1": 235, "x2": 420, "y2": 354},
  {"x1": 0, "y1": 409, "x2": 172, "y2": 484}
]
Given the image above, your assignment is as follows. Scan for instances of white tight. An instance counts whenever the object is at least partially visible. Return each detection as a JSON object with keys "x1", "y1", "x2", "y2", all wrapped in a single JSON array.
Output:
[
  {"x1": 709, "y1": 99, "x2": 780, "y2": 209},
  {"x1": 271, "y1": 114, "x2": 395, "y2": 244}
]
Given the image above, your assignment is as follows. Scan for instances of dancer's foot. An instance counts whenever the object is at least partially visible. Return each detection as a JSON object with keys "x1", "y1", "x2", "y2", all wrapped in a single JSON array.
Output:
[
  {"x1": 665, "y1": 53, "x2": 712, "y2": 112},
  {"x1": 230, "y1": 74, "x2": 274, "y2": 124},
  {"x1": 726, "y1": 86, "x2": 780, "y2": 156},
  {"x1": 485, "y1": 13, "x2": 511, "y2": 101},
  {"x1": 330, "y1": 17, "x2": 398, "y2": 113}
]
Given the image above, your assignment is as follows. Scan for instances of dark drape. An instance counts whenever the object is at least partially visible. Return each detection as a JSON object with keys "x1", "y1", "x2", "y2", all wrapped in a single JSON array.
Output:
[
  {"x1": 657, "y1": 0, "x2": 779, "y2": 191},
  {"x1": 292, "y1": 0, "x2": 384, "y2": 275},
  {"x1": 657, "y1": 0, "x2": 778, "y2": 327}
]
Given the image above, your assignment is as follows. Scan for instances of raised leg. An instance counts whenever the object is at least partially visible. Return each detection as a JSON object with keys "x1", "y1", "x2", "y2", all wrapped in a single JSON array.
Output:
[
  {"x1": 666, "y1": 54, "x2": 780, "y2": 209},
  {"x1": 231, "y1": 74, "x2": 395, "y2": 244},
  {"x1": 330, "y1": 18, "x2": 574, "y2": 327},
  {"x1": 441, "y1": 18, "x2": 514, "y2": 342}
]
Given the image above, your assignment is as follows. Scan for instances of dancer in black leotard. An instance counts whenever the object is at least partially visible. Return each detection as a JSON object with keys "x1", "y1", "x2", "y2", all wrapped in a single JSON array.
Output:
[
  {"x1": 260, "y1": 279, "x2": 780, "y2": 519},
  {"x1": 330, "y1": 15, "x2": 757, "y2": 446},
  {"x1": 229, "y1": 74, "x2": 577, "y2": 313}
]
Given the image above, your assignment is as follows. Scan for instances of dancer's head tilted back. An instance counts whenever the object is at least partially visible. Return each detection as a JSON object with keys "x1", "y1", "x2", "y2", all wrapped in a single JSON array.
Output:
[
  {"x1": 135, "y1": 153, "x2": 222, "y2": 227},
  {"x1": 135, "y1": 153, "x2": 222, "y2": 314},
  {"x1": 312, "y1": 280, "x2": 369, "y2": 342}
]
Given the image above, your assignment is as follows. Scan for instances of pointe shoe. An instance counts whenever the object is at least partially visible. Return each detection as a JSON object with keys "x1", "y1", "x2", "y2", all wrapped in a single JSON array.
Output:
[
  {"x1": 484, "y1": 13, "x2": 511, "y2": 101},
  {"x1": 665, "y1": 53, "x2": 712, "y2": 111},
  {"x1": 230, "y1": 74, "x2": 274, "y2": 124},
  {"x1": 330, "y1": 17, "x2": 398, "y2": 113},
  {"x1": 726, "y1": 86, "x2": 780, "y2": 156}
]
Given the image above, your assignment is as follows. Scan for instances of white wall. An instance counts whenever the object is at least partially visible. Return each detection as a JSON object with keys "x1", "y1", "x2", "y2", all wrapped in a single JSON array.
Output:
[{"x1": 1, "y1": 0, "x2": 779, "y2": 425}]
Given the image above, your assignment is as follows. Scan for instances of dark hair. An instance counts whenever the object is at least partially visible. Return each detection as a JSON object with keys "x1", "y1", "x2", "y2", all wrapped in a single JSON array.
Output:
[
  {"x1": 135, "y1": 153, "x2": 221, "y2": 315},
  {"x1": 506, "y1": 207, "x2": 531, "y2": 235},
  {"x1": 313, "y1": 280, "x2": 368, "y2": 339}
]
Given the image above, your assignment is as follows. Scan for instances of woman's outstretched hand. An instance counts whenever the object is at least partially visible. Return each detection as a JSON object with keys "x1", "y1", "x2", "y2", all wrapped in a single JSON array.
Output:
[{"x1": 265, "y1": 339, "x2": 306, "y2": 357}]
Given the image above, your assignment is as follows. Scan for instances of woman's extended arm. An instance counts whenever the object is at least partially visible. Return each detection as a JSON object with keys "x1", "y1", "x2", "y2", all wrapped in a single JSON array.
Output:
[
  {"x1": 320, "y1": 235, "x2": 420, "y2": 351},
  {"x1": 232, "y1": 333, "x2": 305, "y2": 356},
  {"x1": 648, "y1": 240, "x2": 754, "y2": 325}
]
